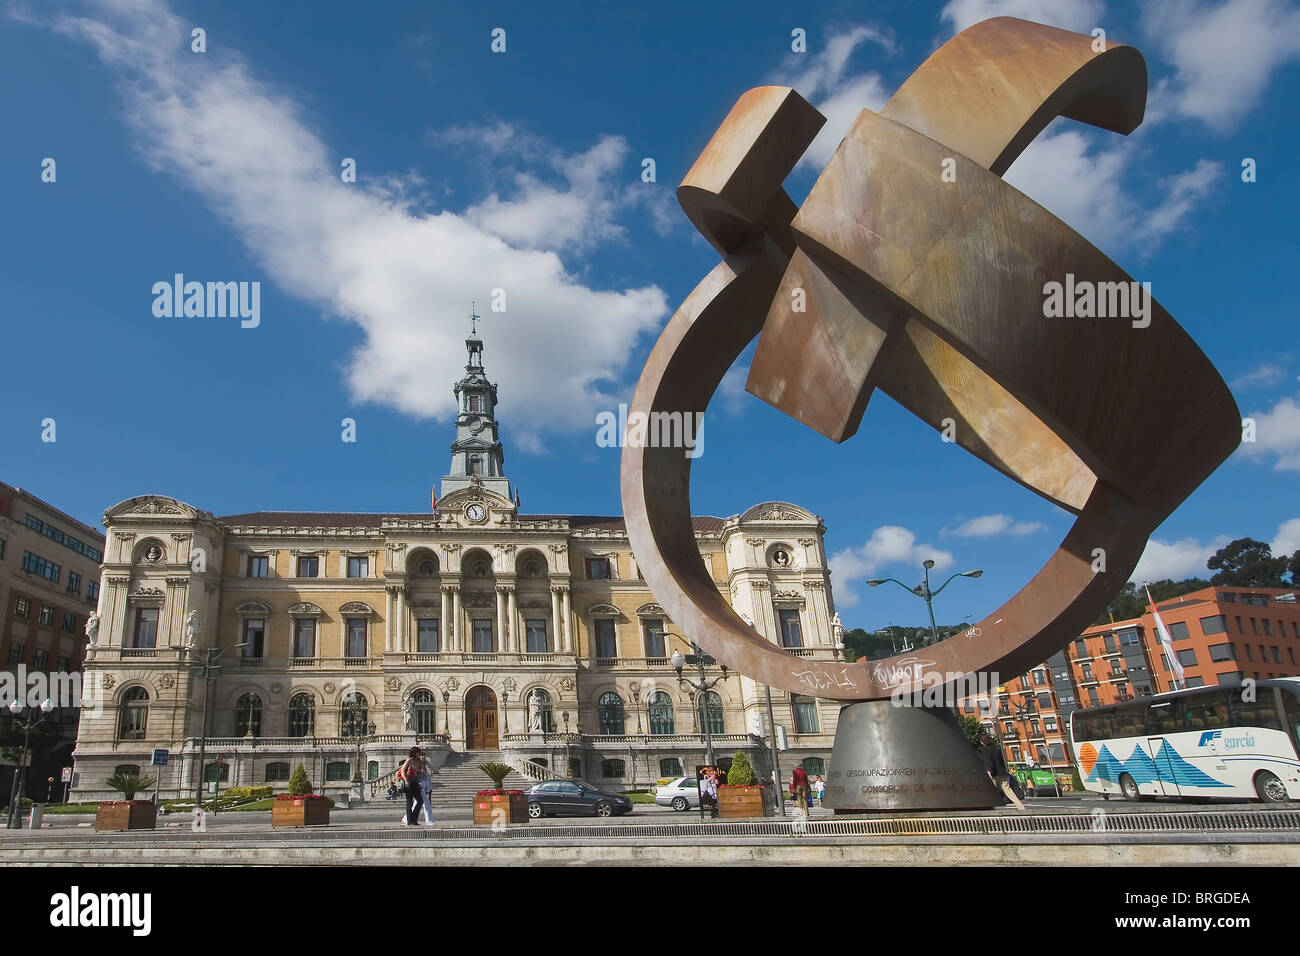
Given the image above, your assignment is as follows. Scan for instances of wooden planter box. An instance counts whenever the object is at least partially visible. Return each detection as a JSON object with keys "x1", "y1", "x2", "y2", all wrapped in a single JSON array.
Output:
[
  {"x1": 718, "y1": 786, "x2": 771, "y2": 819},
  {"x1": 271, "y1": 797, "x2": 331, "y2": 828},
  {"x1": 95, "y1": 801, "x2": 157, "y2": 831},
  {"x1": 473, "y1": 792, "x2": 529, "y2": 825}
]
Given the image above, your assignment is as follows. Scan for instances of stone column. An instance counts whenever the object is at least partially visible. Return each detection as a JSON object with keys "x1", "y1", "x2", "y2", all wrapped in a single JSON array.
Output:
[
  {"x1": 396, "y1": 587, "x2": 409, "y2": 652},
  {"x1": 496, "y1": 587, "x2": 508, "y2": 654},
  {"x1": 560, "y1": 587, "x2": 572, "y2": 654},
  {"x1": 441, "y1": 587, "x2": 453, "y2": 654},
  {"x1": 507, "y1": 588, "x2": 518, "y2": 653},
  {"x1": 384, "y1": 588, "x2": 395, "y2": 653},
  {"x1": 104, "y1": 576, "x2": 131, "y2": 650},
  {"x1": 550, "y1": 588, "x2": 562, "y2": 654},
  {"x1": 452, "y1": 587, "x2": 463, "y2": 652}
]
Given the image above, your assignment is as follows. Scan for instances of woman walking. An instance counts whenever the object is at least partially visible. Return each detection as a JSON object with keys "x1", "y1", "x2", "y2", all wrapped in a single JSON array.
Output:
[
  {"x1": 398, "y1": 747, "x2": 427, "y2": 826},
  {"x1": 415, "y1": 748, "x2": 434, "y2": 825}
]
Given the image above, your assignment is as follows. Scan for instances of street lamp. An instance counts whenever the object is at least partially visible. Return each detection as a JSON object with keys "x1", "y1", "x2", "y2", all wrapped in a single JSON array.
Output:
[
  {"x1": 630, "y1": 682, "x2": 643, "y2": 735},
  {"x1": 5, "y1": 697, "x2": 54, "y2": 828},
  {"x1": 182, "y1": 629, "x2": 248, "y2": 810},
  {"x1": 867, "y1": 562, "x2": 983, "y2": 646},
  {"x1": 669, "y1": 637, "x2": 728, "y2": 768}
]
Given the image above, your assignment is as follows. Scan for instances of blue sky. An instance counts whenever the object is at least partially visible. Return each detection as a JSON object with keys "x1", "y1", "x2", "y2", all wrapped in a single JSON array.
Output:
[{"x1": 2, "y1": 0, "x2": 1298, "y2": 634}]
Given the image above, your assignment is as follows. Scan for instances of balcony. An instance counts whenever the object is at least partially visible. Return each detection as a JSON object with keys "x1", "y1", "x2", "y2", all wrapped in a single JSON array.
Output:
[
  {"x1": 287, "y1": 657, "x2": 382, "y2": 669},
  {"x1": 590, "y1": 657, "x2": 674, "y2": 669}
]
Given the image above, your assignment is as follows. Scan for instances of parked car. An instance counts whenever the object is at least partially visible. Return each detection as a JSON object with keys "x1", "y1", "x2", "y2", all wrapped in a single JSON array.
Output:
[
  {"x1": 523, "y1": 780, "x2": 633, "y2": 818},
  {"x1": 654, "y1": 776, "x2": 701, "y2": 811}
]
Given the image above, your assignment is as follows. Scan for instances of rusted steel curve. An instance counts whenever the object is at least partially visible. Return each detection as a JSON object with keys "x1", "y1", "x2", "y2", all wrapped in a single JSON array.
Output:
[{"x1": 621, "y1": 17, "x2": 1239, "y2": 701}]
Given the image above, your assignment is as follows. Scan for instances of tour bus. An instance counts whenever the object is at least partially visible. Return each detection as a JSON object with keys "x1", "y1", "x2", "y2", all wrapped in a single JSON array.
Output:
[{"x1": 1069, "y1": 678, "x2": 1300, "y2": 803}]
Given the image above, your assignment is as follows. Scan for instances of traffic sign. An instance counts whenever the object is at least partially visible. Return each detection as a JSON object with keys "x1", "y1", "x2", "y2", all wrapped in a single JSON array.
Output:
[
  {"x1": 60, "y1": 767, "x2": 72, "y2": 782},
  {"x1": 151, "y1": 748, "x2": 169, "y2": 766}
]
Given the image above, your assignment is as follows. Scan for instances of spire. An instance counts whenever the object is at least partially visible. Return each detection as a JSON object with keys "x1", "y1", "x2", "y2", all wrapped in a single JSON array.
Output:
[{"x1": 437, "y1": 305, "x2": 512, "y2": 504}]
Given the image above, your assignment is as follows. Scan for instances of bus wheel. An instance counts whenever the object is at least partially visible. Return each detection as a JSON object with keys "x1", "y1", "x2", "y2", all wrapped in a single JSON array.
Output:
[
  {"x1": 1119, "y1": 774, "x2": 1143, "y2": 802},
  {"x1": 1254, "y1": 771, "x2": 1288, "y2": 803}
]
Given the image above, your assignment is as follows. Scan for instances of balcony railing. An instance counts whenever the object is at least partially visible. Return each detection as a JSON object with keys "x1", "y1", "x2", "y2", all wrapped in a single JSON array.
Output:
[
  {"x1": 583, "y1": 733, "x2": 763, "y2": 746},
  {"x1": 120, "y1": 648, "x2": 156, "y2": 659},
  {"x1": 194, "y1": 733, "x2": 451, "y2": 748},
  {"x1": 287, "y1": 657, "x2": 382, "y2": 669}
]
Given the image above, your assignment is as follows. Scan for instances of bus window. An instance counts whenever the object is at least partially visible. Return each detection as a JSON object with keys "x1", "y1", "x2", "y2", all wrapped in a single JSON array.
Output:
[
  {"x1": 1146, "y1": 700, "x2": 1182, "y2": 734},
  {"x1": 1112, "y1": 707, "x2": 1144, "y2": 739},
  {"x1": 1229, "y1": 691, "x2": 1282, "y2": 731},
  {"x1": 1074, "y1": 713, "x2": 1112, "y2": 741},
  {"x1": 1184, "y1": 697, "x2": 1230, "y2": 732}
]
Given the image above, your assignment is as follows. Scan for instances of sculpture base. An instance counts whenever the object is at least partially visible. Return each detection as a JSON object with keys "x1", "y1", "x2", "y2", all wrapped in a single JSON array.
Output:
[{"x1": 823, "y1": 701, "x2": 1000, "y2": 812}]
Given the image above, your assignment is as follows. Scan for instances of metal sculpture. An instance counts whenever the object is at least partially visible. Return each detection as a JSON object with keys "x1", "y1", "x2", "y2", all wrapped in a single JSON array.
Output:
[{"x1": 622, "y1": 17, "x2": 1239, "y2": 705}]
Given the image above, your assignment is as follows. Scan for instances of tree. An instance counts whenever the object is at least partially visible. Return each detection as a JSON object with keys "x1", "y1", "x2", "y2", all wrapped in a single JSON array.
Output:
[
  {"x1": 105, "y1": 771, "x2": 156, "y2": 801},
  {"x1": 287, "y1": 763, "x2": 312, "y2": 796},
  {"x1": 477, "y1": 762, "x2": 513, "y2": 791},
  {"x1": 1094, "y1": 577, "x2": 1209, "y2": 625},
  {"x1": 1207, "y1": 538, "x2": 1289, "y2": 587},
  {"x1": 726, "y1": 750, "x2": 757, "y2": 786},
  {"x1": 957, "y1": 715, "x2": 985, "y2": 750}
]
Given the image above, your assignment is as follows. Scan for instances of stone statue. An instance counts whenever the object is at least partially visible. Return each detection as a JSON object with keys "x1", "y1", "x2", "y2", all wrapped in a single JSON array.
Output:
[
  {"x1": 185, "y1": 610, "x2": 201, "y2": 647},
  {"x1": 831, "y1": 612, "x2": 845, "y2": 645},
  {"x1": 84, "y1": 612, "x2": 100, "y2": 645},
  {"x1": 401, "y1": 694, "x2": 415, "y2": 731},
  {"x1": 528, "y1": 692, "x2": 544, "y2": 733}
]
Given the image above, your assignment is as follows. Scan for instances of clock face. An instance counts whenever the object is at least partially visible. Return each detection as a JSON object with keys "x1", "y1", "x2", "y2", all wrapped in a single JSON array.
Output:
[{"x1": 466, "y1": 504, "x2": 486, "y2": 522}]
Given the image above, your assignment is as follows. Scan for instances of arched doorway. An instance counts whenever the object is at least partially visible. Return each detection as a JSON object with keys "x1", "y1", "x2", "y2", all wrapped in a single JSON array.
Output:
[{"x1": 465, "y1": 685, "x2": 499, "y2": 750}]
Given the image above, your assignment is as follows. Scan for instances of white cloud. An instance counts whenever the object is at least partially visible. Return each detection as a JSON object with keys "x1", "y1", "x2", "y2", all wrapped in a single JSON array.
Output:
[
  {"x1": 939, "y1": 0, "x2": 1105, "y2": 34},
  {"x1": 1131, "y1": 534, "x2": 1230, "y2": 583},
  {"x1": 41, "y1": 0, "x2": 668, "y2": 439},
  {"x1": 1140, "y1": 0, "x2": 1300, "y2": 132},
  {"x1": 1231, "y1": 360, "x2": 1290, "y2": 391},
  {"x1": 946, "y1": 514, "x2": 1046, "y2": 537},
  {"x1": 829, "y1": 527, "x2": 954, "y2": 607},
  {"x1": 716, "y1": 363, "x2": 751, "y2": 416},
  {"x1": 1238, "y1": 393, "x2": 1300, "y2": 470},
  {"x1": 1273, "y1": 518, "x2": 1300, "y2": 557},
  {"x1": 768, "y1": 25, "x2": 893, "y2": 170}
]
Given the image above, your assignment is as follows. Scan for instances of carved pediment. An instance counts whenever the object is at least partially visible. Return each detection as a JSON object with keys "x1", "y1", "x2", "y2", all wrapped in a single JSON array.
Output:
[
  {"x1": 338, "y1": 601, "x2": 375, "y2": 616},
  {"x1": 104, "y1": 495, "x2": 207, "y2": 522},
  {"x1": 636, "y1": 603, "x2": 667, "y2": 617},
  {"x1": 586, "y1": 603, "x2": 620, "y2": 617},
  {"x1": 235, "y1": 601, "x2": 270, "y2": 617},
  {"x1": 739, "y1": 501, "x2": 817, "y2": 523},
  {"x1": 288, "y1": 602, "x2": 324, "y2": 616}
]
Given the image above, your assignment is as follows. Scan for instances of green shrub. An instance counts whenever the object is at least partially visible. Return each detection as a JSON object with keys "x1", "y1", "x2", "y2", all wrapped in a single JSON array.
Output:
[
  {"x1": 223, "y1": 786, "x2": 272, "y2": 802},
  {"x1": 478, "y1": 762, "x2": 513, "y2": 789},
  {"x1": 105, "y1": 772, "x2": 156, "y2": 800},
  {"x1": 726, "y1": 751, "x2": 757, "y2": 786},
  {"x1": 288, "y1": 764, "x2": 312, "y2": 796}
]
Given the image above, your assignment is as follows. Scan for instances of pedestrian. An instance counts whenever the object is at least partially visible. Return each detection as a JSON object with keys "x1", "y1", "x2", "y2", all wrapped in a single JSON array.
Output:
[
  {"x1": 980, "y1": 733, "x2": 1026, "y2": 811},
  {"x1": 398, "y1": 747, "x2": 425, "y2": 826},
  {"x1": 813, "y1": 775, "x2": 826, "y2": 805},
  {"x1": 415, "y1": 747, "x2": 435, "y2": 825},
  {"x1": 790, "y1": 765, "x2": 810, "y2": 813},
  {"x1": 700, "y1": 768, "x2": 720, "y2": 818}
]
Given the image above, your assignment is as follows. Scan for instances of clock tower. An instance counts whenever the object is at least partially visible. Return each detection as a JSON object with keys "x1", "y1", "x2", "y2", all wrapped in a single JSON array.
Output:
[{"x1": 438, "y1": 308, "x2": 513, "y2": 504}]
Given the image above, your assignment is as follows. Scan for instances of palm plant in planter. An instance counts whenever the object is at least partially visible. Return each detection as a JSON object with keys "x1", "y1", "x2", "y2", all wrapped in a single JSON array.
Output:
[
  {"x1": 96, "y1": 772, "x2": 158, "y2": 831},
  {"x1": 718, "y1": 751, "x2": 769, "y2": 818},
  {"x1": 272, "y1": 763, "x2": 331, "y2": 828},
  {"x1": 474, "y1": 762, "x2": 528, "y2": 825}
]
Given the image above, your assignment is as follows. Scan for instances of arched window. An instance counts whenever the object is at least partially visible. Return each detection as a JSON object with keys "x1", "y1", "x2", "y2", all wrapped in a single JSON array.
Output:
[
  {"x1": 114, "y1": 764, "x2": 141, "y2": 777},
  {"x1": 326, "y1": 762, "x2": 351, "y2": 781},
  {"x1": 234, "y1": 693, "x2": 262, "y2": 737},
  {"x1": 411, "y1": 689, "x2": 436, "y2": 735},
  {"x1": 648, "y1": 691, "x2": 675, "y2": 735},
  {"x1": 597, "y1": 692, "x2": 625, "y2": 735},
  {"x1": 264, "y1": 762, "x2": 291, "y2": 782},
  {"x1": 288, "y1": 693, "x2": 315, "y2": 737},
  {"x1": 660, "y1": 757, "x2": 683, "y2": 778},
  {"x1": 118, "y1": 687, "x2": 149, "y2": 739},
  {"x1": 699, "y1": 690, "x2": 724, "y2": 735},
  {"x1": 368, "y1": 761, "x2": 380, "y2": 780},
  {"x1": 204, "y1": 762, "x2": 230, "y2": 783},
  {"x1": 340, "y1": 692, "x2": 369, "y2": 737},
  {"x1": 601, "y1": 758, "x2": 626, "y2": 779}
]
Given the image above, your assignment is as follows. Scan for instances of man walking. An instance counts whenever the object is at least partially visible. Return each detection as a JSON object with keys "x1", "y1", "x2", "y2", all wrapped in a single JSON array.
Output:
[{"x1": 980, "y1": 733, "x2": 1026, "y2": 811}]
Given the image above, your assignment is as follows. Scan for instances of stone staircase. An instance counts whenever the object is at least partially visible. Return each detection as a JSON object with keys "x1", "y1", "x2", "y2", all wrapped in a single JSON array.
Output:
[{"x1": 426, "y1": 751, "x2": 532, "y2": 807}]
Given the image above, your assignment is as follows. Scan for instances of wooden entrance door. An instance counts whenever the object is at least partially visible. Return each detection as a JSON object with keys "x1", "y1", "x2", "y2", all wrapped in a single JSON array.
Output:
[{"x1": 465, "y1": 685, "x2": 498, "y2": 750}]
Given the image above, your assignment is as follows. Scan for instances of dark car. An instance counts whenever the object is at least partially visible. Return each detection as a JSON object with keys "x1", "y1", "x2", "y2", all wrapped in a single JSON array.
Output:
[{"x1": 524, "y1": 780, "x2": 633, "y2": 818}]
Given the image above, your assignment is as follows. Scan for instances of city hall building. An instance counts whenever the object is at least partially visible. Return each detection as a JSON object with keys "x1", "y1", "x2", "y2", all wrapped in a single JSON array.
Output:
[{"x1": 70, "y1": 329, "x2": 842, "y2": 799}]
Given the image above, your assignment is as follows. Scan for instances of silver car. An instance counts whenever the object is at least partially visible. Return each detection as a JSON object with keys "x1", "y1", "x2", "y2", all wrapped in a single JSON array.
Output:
[{"x1": 654, "y1": 776, "x2": 701, "y2": 811}]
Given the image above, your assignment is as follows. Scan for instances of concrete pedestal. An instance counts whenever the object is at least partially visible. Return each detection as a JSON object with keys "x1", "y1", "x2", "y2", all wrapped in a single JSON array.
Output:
[{"x1": 823, "y1": 701, "x2": 999, "y2": 812}]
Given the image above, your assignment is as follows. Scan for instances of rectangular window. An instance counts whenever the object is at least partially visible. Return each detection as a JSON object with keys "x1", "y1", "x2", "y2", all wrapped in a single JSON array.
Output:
[
  {"x1": 1118, "y1": 628, "x2": 1139, "y2": 645},
  {"x1": 1103, "y1": 635, "x2": 1117, "y2": 653},
  {"x1": 594, "y1": 618, "x2": 617, "y2": 658},
  {"x1": 1245, "y1": 644, "x2": 1255, "y2": 661},
  {"x1": 1087, "y1": 687, "x2": 1100, "y2": 706},
  {"x1": 472, "y1": 618, "x2": 494, "y2": 653},
  {"x1": 1033, "y1": 668, "x2": 1046, "y2": 685},
  {"x1": 87, "y1": 581, "x2": 99, "y2": 601},
  {"x1": 14, "y1": 596, "x2": 29, "y2": 618},
  {"x1": 1262, "y1": 619, "x2": 1273, "y2": 637},
  {"x1": 243, "y1": 619, "x2": 265, "y2": 657},
  {"x1": 247, "y1": 555, "x2": 269, "y2": 578},
  {"x1": 1176, "y1": 648, "x2": 1198, "y2": 667},
  {"x1": 0, "y1": 538, "x2": 5, "y2": 559},
  {"x1": 1073, "y1": 638, "x2": 1087, "y2": 658},
  {"x1": 133, "y1": 607, "x2": 158, "y2": 648},
  {"x1": 1183, "y1": 676, "x2": 1206, "y2": 688},
  {"x1": 61, "y1": 612, "x2": 75, "y2": 632},
  {"x1": 67, "y1": 571, "x2": 80, "y2": 595},
  {"x1": 1236, "y1": 615, "x2": 1244, "y2": 632},
  {"x1": 417, "y1": 619, "x2": 439, "y2": 653},
  {"x1": 1222, "y1": 592, "x2": 1236, "y2": 603},
  {"x1": 296, "y1": 556, "x2": 318, "y2": 577},
  {"x1": 1200, "y1": 614, "x2": 1227, "y2": 636},
  {"x1": 39, "y1": 606, "x2": 54, "y2": 626},
  {"x1": 293, "y1": 618, "x2": 315, "y2": 658},
  {"x1": 1251, "y1": 618, "x2": 1260, "y2": 635},
  {"x1": 643, "y1": 619, "x2": 665, "y2": 658},
  {"x1": 346, "y1": 618, "x2": 367, "y2": 659},
  {"x1": 347, "y1": 555, "x2": 368, "y2": 578},
  {"x1": 791, "y1": 694, "x2": 820, "y2": 734},
  {"x1": 1208, "y1": 643, "x2": 1236, "y2": 662},
  {"x1": 778, "y1": 609, "x2": 803, "y2": 649},
  {"x1": 1037, "y1": 692, "x2": 1052, "y2": 710},
  {"x1": 56, "y1": 656, "x2": 70, "y2": 673},
  {"x1": 7, "y1": 644, "x2": 24, "y2": 665},
  {"x1": 1272, "y1": 645, "x2": 1282, "y2": 664},
  {"x1": 525, "y1": 619, "x2": 548, "y2": 654},
  {"x1": 1044, "y1": 717, "x2": 1058, "y2": 732},
  {"x1": 20, "y1": 551, "x2": 61, "y2": 583},
  {"x1": 1082, "y1": 664, "x2": 1094, "y2": 681},
  {"x1": 32, "y1": 649, "x2": 48, "y2": 669},
  {"x1": 586, "y1": 557, "x2": 612, "y2": 580},
  {"x1": 1169, "y1": 620, "x2": 1190, "y2": 640}
]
